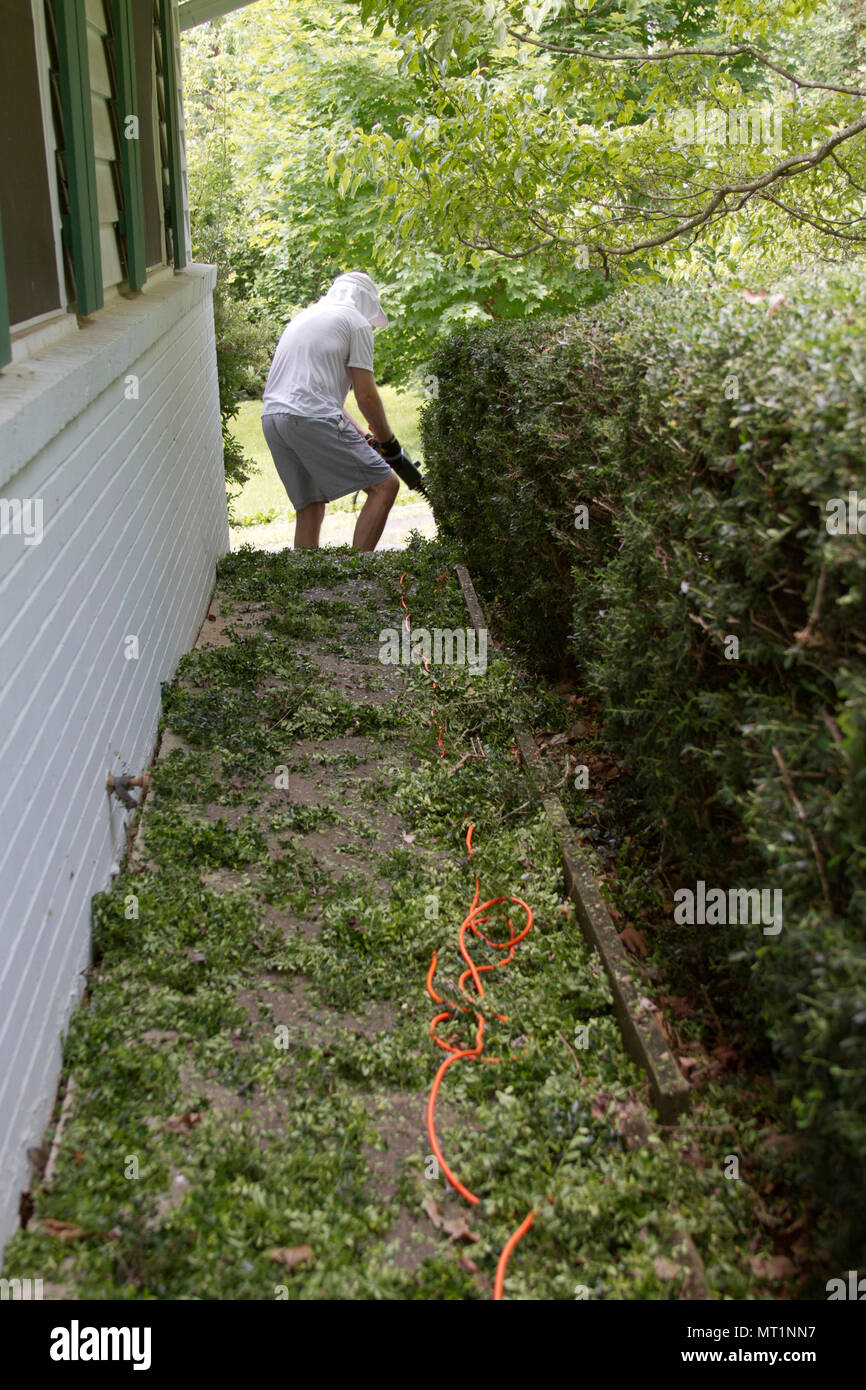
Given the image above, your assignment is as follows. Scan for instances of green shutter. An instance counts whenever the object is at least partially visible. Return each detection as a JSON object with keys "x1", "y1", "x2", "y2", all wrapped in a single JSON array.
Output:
[
  {"x1": 158, "y1": 0, "x2": 186, "y2": 269},
  {"x1": 111, "y1": 0, "x2": 146, "y2": 290},
  {"x1": 0, "y1": 208, "x2": 11, "y2": 369},
  {"x1": 51, "y1": 0, "x2": 103, "y2": 315}
]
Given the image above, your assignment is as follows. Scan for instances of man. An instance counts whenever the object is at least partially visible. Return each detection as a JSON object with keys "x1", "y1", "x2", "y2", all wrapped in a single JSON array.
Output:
[{"x1": 261, "y1": 271, "x2": 404, "y2": 551}]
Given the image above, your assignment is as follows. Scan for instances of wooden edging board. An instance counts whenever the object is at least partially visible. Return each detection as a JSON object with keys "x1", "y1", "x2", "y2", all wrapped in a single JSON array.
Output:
[{"x1": 453, "y1": 564, "x2": 691, "y2": 1126}]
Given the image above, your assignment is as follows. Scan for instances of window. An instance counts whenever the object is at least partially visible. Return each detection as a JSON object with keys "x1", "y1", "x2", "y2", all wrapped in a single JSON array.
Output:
[
  {"x1": 0, "y1": 0, "x2": 187, "y2": 364},
  {"x1": 0, "y1": 0, "x2": 64, "y2": 327}
]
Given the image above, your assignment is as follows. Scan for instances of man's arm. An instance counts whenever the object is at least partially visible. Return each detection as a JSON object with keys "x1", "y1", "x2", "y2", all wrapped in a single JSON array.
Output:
[
  {"x1": 349, "y1": 366, "x2": 432, "y2": 500},
  {"x1": 349, "y1": 367, "x2": 394, "y2": 446},
  {"x1": 342, "y1": 404, "x2": 368, "y2": 436}
]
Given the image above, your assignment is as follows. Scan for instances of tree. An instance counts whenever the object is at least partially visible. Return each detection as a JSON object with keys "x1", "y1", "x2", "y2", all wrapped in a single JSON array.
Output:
[
  {"x1": 182, "y1": 0, "x2": 609, "y2": 388},
  {"x1": 337, "y1": 0, "x2": 866, "y2": 282}
]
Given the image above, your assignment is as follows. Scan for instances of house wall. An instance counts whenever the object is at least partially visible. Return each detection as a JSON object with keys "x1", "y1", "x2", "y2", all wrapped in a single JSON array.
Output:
[{"x1": 0, "y1": 263, "x2": 228, "y2": 1250}]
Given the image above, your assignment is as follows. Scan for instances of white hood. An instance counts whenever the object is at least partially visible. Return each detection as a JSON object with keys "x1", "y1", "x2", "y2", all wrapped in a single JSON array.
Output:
[{"x1": 323, "y1": 271, "x2": 389, "y2": 328}]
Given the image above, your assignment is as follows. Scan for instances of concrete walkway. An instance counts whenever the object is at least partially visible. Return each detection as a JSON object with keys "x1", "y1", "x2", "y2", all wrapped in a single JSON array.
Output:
[
  {"x1": 231, "y1": 500, "x2": 437, "y2": 554},
  {"x1": 0, "y1": 544, "x2": 769, "y2": 1300}
]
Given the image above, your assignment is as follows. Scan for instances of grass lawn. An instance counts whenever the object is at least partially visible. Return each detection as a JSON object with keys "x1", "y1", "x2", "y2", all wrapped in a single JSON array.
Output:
[{"x1": 229, "y1": 386, "x2": 426, "y2": 524}]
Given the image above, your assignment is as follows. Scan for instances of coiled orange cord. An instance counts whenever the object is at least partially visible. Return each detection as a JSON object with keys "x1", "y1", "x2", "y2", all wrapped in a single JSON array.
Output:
[{"x1": 400, "y1": 572, "x2": 537, "y2": 1297}]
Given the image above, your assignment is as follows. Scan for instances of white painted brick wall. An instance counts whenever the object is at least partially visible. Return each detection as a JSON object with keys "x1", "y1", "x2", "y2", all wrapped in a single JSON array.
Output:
[{"x1": 0, "y1": 265, "x2": 228, "y2": 1252}]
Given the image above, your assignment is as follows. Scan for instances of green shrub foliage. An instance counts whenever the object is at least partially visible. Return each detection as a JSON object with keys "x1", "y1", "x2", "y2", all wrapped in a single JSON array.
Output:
[{"x1": 422, "y1": 268, "x2": 866, "y2": 1259}]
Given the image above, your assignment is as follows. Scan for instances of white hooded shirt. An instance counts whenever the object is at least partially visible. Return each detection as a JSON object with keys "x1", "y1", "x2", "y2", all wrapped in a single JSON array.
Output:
[{"x1": 262, "y1": 273, "x2": 388, "y2": 420}]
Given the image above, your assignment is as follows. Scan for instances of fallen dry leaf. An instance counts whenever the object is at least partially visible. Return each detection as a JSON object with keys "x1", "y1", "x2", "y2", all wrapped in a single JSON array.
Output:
[
  {"x1": 37, "y1": 1219, "x2": 89, "y2": 1241},
  {"x1": 441, "y1": 1212, "x2": 481, "y2": 1244},
  {"x1": 164, "y1": 1111, "x2": 202, "y2": 1133},
  {"x1": 758, "y1": 1129, "x2": 799, "y2": 1160},
  {"x1": 662, "y1": 994, "x2": 695, "y2": 1019},
  {"x1": 653, "y1": 1256, "x2": 681, "y2": 1281},
  {"x1": 141, "y1": 1030, "x2": 179, "y2": 1047},
  {"x1": 543, "y1": 732, "x2": 571, "y2": 749},
  {"x1": 712, "y1": 1044, "x2": 739, "y2": 1069},
  {"x1": 618, "y1": 923, "x2": 650, "y2": 958},
  {"x1": 747, "y1": 1255, "x2": 796, "y2": 1280},
  {"x1": 267, "y1": 1244, "x2": 313, "y2": 1269},
  {"x1": 590, "y1": 1092, "x2": 612, "y2": 1121},
  {"x1": 423, "y1": 1194, "x2": 444, "y2": 1229},
  {"x1": 609, "y1": 1099, "x2": 650, "y2": 1150},
  {"x1": 458, "y1": 1253, "x2": 481, "y2": 1275},
  {"x1": 655, "y1": 1011, "x2": 678, "y2": 1048}
]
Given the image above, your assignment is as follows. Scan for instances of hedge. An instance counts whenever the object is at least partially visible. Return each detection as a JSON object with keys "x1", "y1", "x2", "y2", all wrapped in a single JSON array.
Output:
[{"x1": 421, "y1": 268, "x2": 866, "y2": 1261}]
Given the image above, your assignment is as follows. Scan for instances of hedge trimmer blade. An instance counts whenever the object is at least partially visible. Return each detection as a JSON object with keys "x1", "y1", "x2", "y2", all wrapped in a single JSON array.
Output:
[
  {"x1": 390, "y1": 448, "x2": 432, "y2": 502},
  {"x1": 366, "y1": 432, "x2": 432, "y2": 500}
]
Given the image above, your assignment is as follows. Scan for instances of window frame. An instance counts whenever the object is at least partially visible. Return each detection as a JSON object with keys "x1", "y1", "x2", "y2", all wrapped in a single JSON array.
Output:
[
  {"x1": 157, "y1": 0, "x2": 187, "y2": 271},
  {"x1": 50, "y1": 0, "x2": 104, "y2": 316},
  {"x1": 109, "y1": 0, "x2": 147, "y2": 290},
  {"x1": 0, "y1": 211, "x2": 11, "y2": 368},
  {"x1": 32, "y1": 0, "x2": 69, "y2": 319}
]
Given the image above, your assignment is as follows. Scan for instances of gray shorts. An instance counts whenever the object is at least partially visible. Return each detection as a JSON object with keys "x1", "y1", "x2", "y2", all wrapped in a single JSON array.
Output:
[{"x1": 261, "y1": 412, "x2": 394, "y2": 512}]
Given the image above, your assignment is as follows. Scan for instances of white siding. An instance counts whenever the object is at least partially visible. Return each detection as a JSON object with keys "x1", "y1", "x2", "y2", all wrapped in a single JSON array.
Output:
[{"x1": 0, "y1": 264, "x2": 227, "y2": 1251}]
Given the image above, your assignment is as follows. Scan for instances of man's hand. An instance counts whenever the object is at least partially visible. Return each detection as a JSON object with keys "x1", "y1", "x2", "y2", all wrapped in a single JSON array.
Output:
[
  {"x1": 378, "y1": 436, "x2": 403, "y2": 461},
  {"x1": 365, "y1": 432, "x2": 403, "y2": 460}
]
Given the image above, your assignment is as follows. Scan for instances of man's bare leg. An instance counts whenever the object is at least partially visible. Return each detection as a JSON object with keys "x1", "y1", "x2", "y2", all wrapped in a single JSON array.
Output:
[
  {"x1": 295, "y1": 501, "x2": 326, "y2": 549},
  {"x1": 353, "y1": 474, "x2": 399, "y2": 552}
]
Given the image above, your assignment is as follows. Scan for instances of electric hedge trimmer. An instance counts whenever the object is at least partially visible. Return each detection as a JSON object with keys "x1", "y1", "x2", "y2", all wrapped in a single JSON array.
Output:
[{"x1": 366, "y1": 433, "x2": 431, "y2": 502}]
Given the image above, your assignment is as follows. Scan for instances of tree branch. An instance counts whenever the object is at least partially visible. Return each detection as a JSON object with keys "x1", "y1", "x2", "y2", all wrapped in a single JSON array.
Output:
[
  {"x1": 757, "y1": 191, "x2": 866, "y2": 241},
  {"x1": 505, "y1": 31, "x2": 866, "y2": 98},
  {"x1": 453, "y1": 109, "x2": 866, "y2": 260}
]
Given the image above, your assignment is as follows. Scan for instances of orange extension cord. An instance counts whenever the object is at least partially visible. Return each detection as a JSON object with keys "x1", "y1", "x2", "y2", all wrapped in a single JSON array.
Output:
[{"x1": 400, "y1": 572, "x2": 537, "y2": 1299}]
